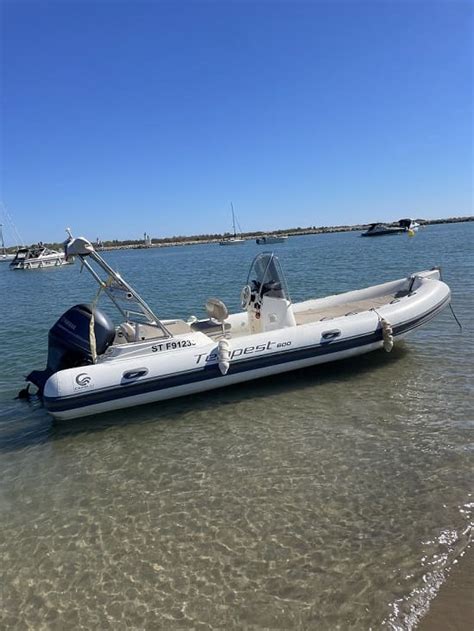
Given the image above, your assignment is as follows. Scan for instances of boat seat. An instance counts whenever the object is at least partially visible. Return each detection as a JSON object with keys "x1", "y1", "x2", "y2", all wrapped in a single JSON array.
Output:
[
  {"x1": 163, "y1": 320, "x2": 193, "y2": 335},
  {"x1": 116, "y1": 322, "x2": 137, "y2": 343},
  {"x1": 205, "y1": 298, "x2": 229, "y2": 323},
  {"x1": 191, "y1": 319, "x2": 232, "y2": 339},
  {"x1": 198, "y1": 298, "x2": 229, "y2": 338},
  {"x1": 116, "y1": 321, "x2": 187, "y2": 343}
]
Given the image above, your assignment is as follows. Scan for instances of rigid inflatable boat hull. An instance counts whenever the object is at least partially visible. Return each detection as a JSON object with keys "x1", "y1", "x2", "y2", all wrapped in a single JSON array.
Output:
[{"x1": 43, "y1": 278, "x2": 450, "y2": 420}]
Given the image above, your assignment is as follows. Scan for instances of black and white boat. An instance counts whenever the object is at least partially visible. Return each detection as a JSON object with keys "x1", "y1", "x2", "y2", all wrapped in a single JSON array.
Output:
[
  {"x1": 361, "y1": 219, "x2": 420, "y2": 237},
  {"x1": 9, "y1": 245, "x2": 71, "y2": 270}
]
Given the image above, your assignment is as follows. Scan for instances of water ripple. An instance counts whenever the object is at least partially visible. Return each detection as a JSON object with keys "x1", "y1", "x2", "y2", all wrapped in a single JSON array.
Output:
[{"x1": 0, "y1": 223, "x2": 472, "y2": 628}]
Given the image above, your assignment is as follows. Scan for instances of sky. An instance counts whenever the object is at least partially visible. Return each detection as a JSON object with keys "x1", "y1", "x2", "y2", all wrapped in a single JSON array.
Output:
[{"x1": 1, "y1": 0, "x2": 472, "y2": 244}]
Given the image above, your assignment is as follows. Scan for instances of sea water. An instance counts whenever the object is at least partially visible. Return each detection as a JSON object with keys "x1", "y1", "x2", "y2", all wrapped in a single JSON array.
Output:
[{"x1": 0, "y1": 223, "x2": 472, "y2": 629}]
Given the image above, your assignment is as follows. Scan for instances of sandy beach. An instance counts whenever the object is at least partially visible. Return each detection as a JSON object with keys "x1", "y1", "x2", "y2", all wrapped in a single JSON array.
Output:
[{"x1": 418, "y1": 545, "x2": 473, "y2": 630}]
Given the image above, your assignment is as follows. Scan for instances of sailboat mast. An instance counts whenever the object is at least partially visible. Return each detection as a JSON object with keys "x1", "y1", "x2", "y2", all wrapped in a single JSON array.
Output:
[
  {"x1": 0, "y1": 224, "x2": 5, "y2": 255},
  {"x1": 231, "y1": 203, "x2": 236, "y2": 238}
]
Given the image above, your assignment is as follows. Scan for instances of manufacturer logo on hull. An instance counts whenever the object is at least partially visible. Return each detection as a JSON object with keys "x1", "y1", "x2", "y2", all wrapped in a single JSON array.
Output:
[
  {"x1": 75, "y1": 373, "x2": 92, "y2": 386},
  {"x1": 73, "y1": 373, "x2": 94, "y2": 391}
]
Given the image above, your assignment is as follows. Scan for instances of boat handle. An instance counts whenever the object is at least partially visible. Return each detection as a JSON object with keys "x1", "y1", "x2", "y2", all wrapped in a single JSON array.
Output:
[
  {"x1": 122, "y1": 368, "x2": 149, "y2": 380},
  {"x1": 321, "y1": 329, "x2": 341, "y2": 340}
]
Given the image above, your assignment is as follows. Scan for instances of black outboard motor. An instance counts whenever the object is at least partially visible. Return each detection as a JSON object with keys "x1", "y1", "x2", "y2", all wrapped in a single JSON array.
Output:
[{"x1": 27, "y1": 304, "x2": 116, "y2": 395}]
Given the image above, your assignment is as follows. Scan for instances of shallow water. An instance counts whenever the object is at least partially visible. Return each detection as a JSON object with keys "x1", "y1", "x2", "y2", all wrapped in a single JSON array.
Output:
[{"x1": 0, "y1": 223, "x2": 472, "y2": 629}]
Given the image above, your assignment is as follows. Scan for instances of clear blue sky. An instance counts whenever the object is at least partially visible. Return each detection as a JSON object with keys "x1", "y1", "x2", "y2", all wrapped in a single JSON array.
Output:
[{"x1": 1, "y1": 0, "x2": 472, "y2": 243}]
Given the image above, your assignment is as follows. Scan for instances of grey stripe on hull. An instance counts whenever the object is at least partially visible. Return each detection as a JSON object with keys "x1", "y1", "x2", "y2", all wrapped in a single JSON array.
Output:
[{"x1": 49, "y1": 341, "x2": 384, "y2": 420}]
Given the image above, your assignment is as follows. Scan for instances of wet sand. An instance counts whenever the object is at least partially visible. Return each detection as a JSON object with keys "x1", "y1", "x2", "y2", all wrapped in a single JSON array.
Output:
[{"x1": 418, "y1": 545, "x2": 473, "y2": 630}]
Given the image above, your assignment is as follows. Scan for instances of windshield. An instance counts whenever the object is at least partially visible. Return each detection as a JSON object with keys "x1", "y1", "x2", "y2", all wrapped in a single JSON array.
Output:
[{"x1": 246, "y1": 253, "x2": 291, "y2": 301}]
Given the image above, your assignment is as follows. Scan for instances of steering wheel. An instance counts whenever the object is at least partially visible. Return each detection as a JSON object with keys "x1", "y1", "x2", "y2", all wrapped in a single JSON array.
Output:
[{"x1": 240, "y1": 285, "x2": 252, "y2": 309}]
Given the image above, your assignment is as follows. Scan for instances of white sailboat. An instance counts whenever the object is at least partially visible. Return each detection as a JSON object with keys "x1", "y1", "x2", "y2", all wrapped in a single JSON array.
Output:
[
  {"x1": 219, "y1": 203, "x2": 245, "y2": 245},
  {"x1": 0, "y1": 224, "x2": 15, "y2": 262}
]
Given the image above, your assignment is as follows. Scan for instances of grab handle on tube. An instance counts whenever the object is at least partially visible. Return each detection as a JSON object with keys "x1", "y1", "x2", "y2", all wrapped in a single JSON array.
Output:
[{"x1": 321, "y1": 329, "x2": 341, "y2": 341}]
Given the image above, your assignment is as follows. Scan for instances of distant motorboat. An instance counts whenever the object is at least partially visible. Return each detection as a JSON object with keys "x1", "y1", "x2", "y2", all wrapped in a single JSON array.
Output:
[
  {"x1": 256, "y1": 234, "x2": 288, "y2": 245},
  {"x1": 9, "y1": 245, "x2": 72, "y2": 270},
  {"x1": 361, "y1": 223, "x2": 403, "y2": 237},
  {"x1": 361, "y1": 218, "x2": 420, "y2": 237},
  {"x1": 399, "y1": 218, "x2": 420, "y2": 232},
  {"x1": 219, "y1": 203, "x2": 245, "y2": 245}
]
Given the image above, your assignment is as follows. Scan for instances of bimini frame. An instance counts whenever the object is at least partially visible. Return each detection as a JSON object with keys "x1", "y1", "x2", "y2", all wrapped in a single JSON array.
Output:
[{"x1": 64, "y1": 230, "x2": 173, "y2": 339}]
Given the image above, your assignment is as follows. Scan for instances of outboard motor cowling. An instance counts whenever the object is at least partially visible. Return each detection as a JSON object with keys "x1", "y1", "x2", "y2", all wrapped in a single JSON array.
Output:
[{"x1": 27, "y1": 304, "x2": 115, "y2": 394}]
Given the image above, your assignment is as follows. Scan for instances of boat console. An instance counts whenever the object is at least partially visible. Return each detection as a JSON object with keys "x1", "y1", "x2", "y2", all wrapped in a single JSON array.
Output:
[{"x1": 241, "y1": 253, "x2": 296, "y2": 333}]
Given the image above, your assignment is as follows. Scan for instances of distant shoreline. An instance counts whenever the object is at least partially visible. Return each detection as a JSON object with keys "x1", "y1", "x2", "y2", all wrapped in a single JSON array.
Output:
[
  {"x1": 93, "y1": 215, "x2": 474, "y2": 251},
  {"x1": 7, "y1": 215, "x2": 473, "y2": 253}
]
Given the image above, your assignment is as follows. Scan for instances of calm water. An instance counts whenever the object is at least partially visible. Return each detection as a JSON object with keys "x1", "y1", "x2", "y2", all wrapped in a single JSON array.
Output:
[{"x1": 0, "y1": 223, "x2": 472, "y2": 630}]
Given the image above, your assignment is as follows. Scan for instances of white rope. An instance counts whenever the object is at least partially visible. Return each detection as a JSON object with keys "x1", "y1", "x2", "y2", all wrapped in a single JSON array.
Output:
[
  {"x1": 88, "y1": 277, "x2": 109, "y2": 363},
  {"x1": 89, "y1": 309, "x2": 97, "y2": 364}
]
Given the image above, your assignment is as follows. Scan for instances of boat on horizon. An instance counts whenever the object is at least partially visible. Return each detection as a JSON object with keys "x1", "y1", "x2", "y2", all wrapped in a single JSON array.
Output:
[
  {"x1": 22, "y1": 232, "x2": 451, "y2": 420},
  {"x1": 361, "y1": 218, "x2": 420, "y2": 237},
  {"x1": 9, "y1": 245, "x2": 72, "y2": 270},
  {"x1": 219, "y1": 204, "x2": 245, "y2": 245},
  {"x1": 256, "y1": 234, "x2": 288, "y2": 245}
]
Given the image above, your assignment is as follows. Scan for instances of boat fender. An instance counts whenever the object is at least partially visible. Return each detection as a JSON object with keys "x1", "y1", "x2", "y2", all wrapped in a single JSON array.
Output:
[
  {"x1": 218, "y1": 338, "x2": 231, "y2": 375},
  {"x1": 380, "y1": 317, "x2": 394, "y2": 352}
]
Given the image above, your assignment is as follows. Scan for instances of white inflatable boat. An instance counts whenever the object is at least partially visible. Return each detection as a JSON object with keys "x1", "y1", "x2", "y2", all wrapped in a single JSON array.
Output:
[{"x1": 24, "y1": 234, "x2": 451, "y2": 420}]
